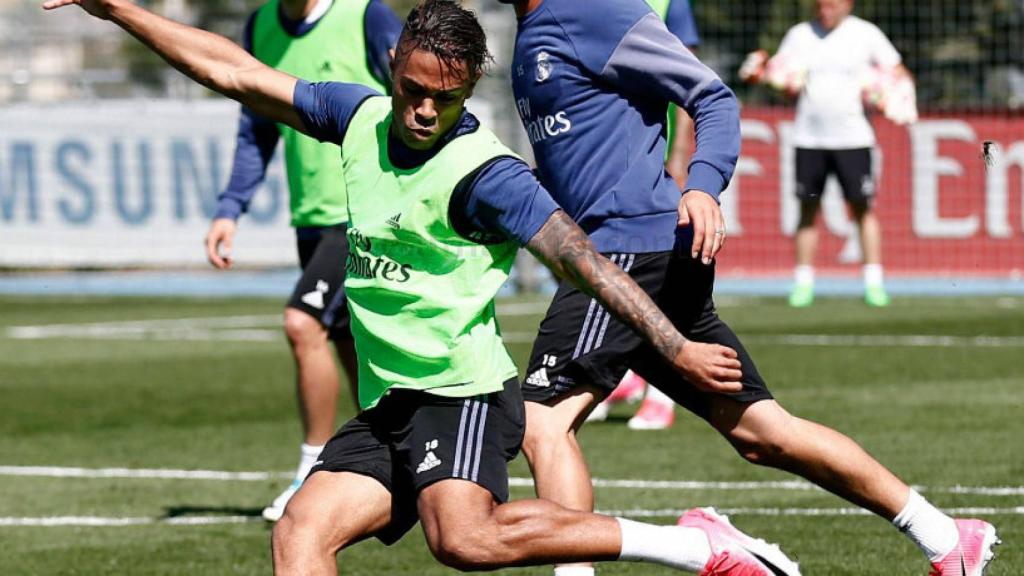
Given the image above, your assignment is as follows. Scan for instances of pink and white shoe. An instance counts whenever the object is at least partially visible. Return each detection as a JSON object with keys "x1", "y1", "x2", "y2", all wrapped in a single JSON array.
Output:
[
  {"x1": 679, "y1": 507, "x2": 801, "y2": 576},
  {"x1": 608, "y1": 370, "x2": 647, "y2": 404},
  {"x1": 627, "y1": 396, "x2": 675, "y2": 430},
  {"x1": 586, "y1": 371, "x2": 647, "y2": 423},
  {"x1": 929, "y1": 519, "x2": 1000, "y2": 576}
]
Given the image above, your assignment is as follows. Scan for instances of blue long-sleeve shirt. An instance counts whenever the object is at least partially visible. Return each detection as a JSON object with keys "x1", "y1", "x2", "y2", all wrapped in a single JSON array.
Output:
[
  {"x1": 215, "y1": 0, "x2": 402, "y2": 222},
  {"x1": 511, "y1": 0, "x2": 740, "y2": 253}
]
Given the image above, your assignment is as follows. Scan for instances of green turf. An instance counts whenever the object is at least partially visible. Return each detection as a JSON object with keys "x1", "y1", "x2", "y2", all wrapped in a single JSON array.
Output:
[{"x1": 0, "y1": 295, "x2": 1020, "y2": 574}]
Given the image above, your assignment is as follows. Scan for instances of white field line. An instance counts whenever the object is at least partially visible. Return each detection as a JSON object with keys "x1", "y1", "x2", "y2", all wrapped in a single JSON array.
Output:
[
  {"x1": 3, "y1": 466, "x2": 1023, "y2": 497},
  {"x1": 595, "y1": 506, "x2": 1024, "y2": 518},
  {"x1": 4, "y1": 506, "x2": 1024, "y2": 528},
  {"x1": 7, "y1": 313, "x2": 1024, "y2": 347},
  {"x1": 0, "y1": 515, "x2": 261, "y2": 527}
]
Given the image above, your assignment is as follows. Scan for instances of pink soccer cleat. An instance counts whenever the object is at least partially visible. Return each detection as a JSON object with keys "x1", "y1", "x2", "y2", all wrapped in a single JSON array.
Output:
[
  {"x1": 607, "y1": 370, "x2": 647, "y2": 404},
  {"x1": 586, "y1": 370, "x2": 647, "y2": 422},
  {"x1": 929, "y1": 519, "x2": 1000, "y2": 576},
  {"x1": 679, "y1": 507, "x2": 801, "y2": 576},
  {"x1": 627, "y1": 395, "x2": 675, "y2": 430}
]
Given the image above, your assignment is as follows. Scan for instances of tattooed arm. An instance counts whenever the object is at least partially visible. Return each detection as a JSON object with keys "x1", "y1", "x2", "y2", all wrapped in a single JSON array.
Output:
[{"x1": 527, "y1": 210, "x2": 742, "y2": 392}]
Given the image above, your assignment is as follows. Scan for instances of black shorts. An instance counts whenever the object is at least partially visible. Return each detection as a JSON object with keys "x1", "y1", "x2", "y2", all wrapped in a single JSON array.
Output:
[
  {"x1": 308, "y1": 378, "x2": 524, "y2": 545},
  {"x1": 522, "y1": 246, "x2": 772, "y2": 421},
  {"x1": 795, "y1": 147, "x2": 875, "y2": 204},
  {"x1": 287, "y1": 224, "x2": 352, "y2": 341}
]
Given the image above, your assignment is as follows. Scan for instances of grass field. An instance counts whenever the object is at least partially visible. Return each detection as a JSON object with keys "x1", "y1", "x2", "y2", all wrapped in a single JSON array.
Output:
[{"x1": 1, "y1": 294, "x2": 1021, "y2": 575}]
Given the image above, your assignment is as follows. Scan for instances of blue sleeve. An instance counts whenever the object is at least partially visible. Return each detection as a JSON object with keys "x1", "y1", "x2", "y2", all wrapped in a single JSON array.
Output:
[
  {"x1": 215, "y1": 11, "x2": 278, "y2": 220},
  {"x1": 665, "y1": 0, "x2": 700, "y2": 47},
  {"x1": 599, "y1": 14, "x2": 740, "y2": 199},
  {"x1": 216, "y1": 108, "x2": 281, "y2": 220},
  {"x1": 363, "y1": 0, "x2": 402, "y2": 91},
  {"x1": 293, "y1": 80, "x2": 382, "y2": 146},
  {"x1": 550, "y1": 0, "x2": 652, "y2": 77},
  {"x1": 451, "y1": 158, "x2": 561, "y2": 247}
]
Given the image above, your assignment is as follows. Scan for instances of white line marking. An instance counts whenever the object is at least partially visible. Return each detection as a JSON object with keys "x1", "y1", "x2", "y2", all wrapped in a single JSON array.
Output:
[
  {"x1": 4, "y1": 506, "x2": 1024, "y2": 528},
  {"x1": 744, "y1": 334, "x2": 1024, "y2": 348},
  {"x1": 0, "y1": 466, "x2": 289, "y2": 481},
  {"x1": 9, "y1": 313, "x2": 1023, "y2": 348},
  {"x1": 3, "y1": 466, "x2": 1022, "y2": 496},
  {"x1": 597, "y1": 506, "x2": 1024, "y2": 518},
  {"x1": 0, "y1": 516, "x2": 261, "y2": 527}
]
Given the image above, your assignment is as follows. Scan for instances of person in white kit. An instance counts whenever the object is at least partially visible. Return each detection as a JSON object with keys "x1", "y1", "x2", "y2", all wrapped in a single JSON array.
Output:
[{"x1": 743, "y1": 0, "x2": 916, "y2": 307}]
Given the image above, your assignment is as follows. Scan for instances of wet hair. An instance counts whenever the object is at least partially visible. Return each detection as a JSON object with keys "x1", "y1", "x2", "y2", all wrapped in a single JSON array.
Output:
[{"x1": 396, "y1": 0, "x2": 493, "y2": 81}]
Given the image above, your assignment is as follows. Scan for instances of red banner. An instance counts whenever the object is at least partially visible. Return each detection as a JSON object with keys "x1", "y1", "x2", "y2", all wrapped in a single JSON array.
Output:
[{"x1": 717, "y1": 108, "x2": 1024, "y2": 277}]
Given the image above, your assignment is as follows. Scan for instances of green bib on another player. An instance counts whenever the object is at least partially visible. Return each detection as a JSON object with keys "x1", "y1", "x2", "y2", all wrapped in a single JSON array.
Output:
[
  {"x1": 252, "y1": 0, "x2": 386, "y2": 227},
  {"x1": 341, "y1": 97, "x2": 521, "y2": 409},
  {"x1": 643, "y1": 0, "x2": 680, "y2": 162}
]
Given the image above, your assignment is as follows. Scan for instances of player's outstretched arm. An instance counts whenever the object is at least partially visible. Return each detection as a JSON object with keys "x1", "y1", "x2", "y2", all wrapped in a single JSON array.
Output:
[
  {"x1": 527, "y1": 210, "x2": 742, "y2": 393},
  {"x1": 42, "y1": 0, "x2": 304, "y2": 131}
]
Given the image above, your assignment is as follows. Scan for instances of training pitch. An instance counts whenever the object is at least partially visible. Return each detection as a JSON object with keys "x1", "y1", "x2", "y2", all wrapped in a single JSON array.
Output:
[{"x1": 0, "y1": 294, "x2": 1020, "y2": 575}]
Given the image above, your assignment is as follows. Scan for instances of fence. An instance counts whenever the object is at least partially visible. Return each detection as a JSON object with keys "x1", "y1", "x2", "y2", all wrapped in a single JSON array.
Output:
[{"x1": 1, "y1": 0, "x2": 1022, "y2": 280}]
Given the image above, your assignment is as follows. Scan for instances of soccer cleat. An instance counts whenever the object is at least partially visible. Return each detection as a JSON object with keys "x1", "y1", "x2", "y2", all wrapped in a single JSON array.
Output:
[
  {"x1": 929, "y1": 519, "x2": 1000, "y2": 576},
  {"x1": 262, "y1": 479, "x2": 302, "y2": 522},
  {"x1": 787, "y1": 283, "x2": 814, "y2": 308},
  {"x1": 679, "y1": 507, "x2": 801, "y2": 576},
  {"x1": 586, "y1": 371, "x2": 647, "y2": 423},
  {"x1": 607, "y1": 370, "x2": 648, "y2": 404},
  {"x1": 627, "y1": 396, "x2": 675, "y2": 430},
  {"x1": 864, "y1": 284, "x2": 891, "y2": 307}
]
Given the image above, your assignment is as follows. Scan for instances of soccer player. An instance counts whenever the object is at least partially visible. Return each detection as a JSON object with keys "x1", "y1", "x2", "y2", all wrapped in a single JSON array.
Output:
[
  {"x1": 768, "y1": 0, "x2": 911, "y2": 308},
  {"x1": 498, "y1": 0, "x2": 999, "y2": 575},
  {"x1": 203, "y1": 0, "x2": 401, "y2": 521},
  {"x1": 588, "y1": 0, "x2": 703, "y2": 431},
  {"x1": 43, "y1": 1, "x2": 802, "y2": 574}
]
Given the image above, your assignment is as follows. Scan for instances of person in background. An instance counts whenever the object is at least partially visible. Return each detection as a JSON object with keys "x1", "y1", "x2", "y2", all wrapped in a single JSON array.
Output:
[
  {"x1": 740, "y1": 0, "x2": 917, "y2": 308},
  {"x1": 202, "y1": 0, "x2": 401, "y2": 522}
]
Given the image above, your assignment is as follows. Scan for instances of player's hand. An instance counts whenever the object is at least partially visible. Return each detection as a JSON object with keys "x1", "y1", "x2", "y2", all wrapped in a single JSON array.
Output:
[
  {"x1": 205, "y1": 218, "x2": 237, "y2": 270},
  {"x1": 673, "y1": 341, "x2": 743, "y2": 393},
  {"x1": 42, "y1": 0, "x2": 117, "y2": 20},
  {"x1": 677, "y1": 190, "x2": 726, "y2": 265}
]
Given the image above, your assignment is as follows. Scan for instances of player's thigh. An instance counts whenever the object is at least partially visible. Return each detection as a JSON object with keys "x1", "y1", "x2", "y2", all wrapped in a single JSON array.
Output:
[
  {"x1": 524, "y1": 384, "x2": 604, "y2": 441},
  {"x1": 832, "y1": 148, "x2": 876, "y2": 206},
  {"x1": 795, "y1": 148, "x2": 829, "y2": 201},
  {"x1": 632, "y1": 255, "x2": 773, "y2": 421},
  {"x1": 287, "y1": 224, "x2": 352, "y2": 341},
  {"x1": 416, "y1": 478, "x2": 498, "y2": 555},
  {"x1": 280, "y1": 470, "x2": 392, "y2": 552}
]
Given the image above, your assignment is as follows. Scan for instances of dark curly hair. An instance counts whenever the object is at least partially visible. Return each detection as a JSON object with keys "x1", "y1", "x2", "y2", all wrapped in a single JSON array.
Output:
[{"x1": 396, "y1": 0, "x2": 493, "y2": 81}]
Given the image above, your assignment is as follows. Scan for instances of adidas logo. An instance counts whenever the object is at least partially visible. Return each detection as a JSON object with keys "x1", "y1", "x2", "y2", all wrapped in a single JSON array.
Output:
[
  {"x1": 416, "y1": 451, "x2": 441, "y2": 474},
  {"x1": 386, "y1": 213, "x2": 402, "y2": 229},
  {"x1": 300, "y1": 280, "x2": 329, "y2": 310},
  {"x1": 525, "y1": 368, "x2": 550, "y2": 387}
]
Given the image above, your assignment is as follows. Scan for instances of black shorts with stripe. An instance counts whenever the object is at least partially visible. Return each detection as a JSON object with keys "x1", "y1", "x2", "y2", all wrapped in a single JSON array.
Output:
[
  {"x1": 308, "y1": 378, "x2": 524, "y2": 545},
  {"x1": 287, "y1": 223, "x2": 352, "y2": 341},
  {"x1": 522, "y1": 244, "x2": 772, "y2": 421}
]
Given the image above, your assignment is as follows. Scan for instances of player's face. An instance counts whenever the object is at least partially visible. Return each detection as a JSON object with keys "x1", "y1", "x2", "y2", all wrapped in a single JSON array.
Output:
[
  {"x1": 390, "y1": 48, "x2": 477, "y2": 151},
  {"x1": 815, "y1": 0, "x2": 853, "y2": 30}
]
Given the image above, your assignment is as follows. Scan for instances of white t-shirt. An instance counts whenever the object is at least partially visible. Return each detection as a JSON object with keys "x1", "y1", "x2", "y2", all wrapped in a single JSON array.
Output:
[{"x1": 777, "y1": 15, "x2": 901, "y2": 149}]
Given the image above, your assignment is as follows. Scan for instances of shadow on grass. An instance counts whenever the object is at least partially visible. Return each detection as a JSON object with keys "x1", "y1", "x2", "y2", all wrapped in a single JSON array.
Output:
[{"x1": 164, "y1": 505, "x2": 264, "y2": 518}]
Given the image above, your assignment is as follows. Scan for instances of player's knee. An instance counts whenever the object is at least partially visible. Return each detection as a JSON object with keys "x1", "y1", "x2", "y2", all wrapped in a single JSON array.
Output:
[
  {"x1": 283, "y1": 308, "x2": 325, "y2": 346},
  {"x1": 271, "y1": 512, "x2": 303, "y2": 563},
  {"x1": 425, "y1": 528, "x2": 495, "y2": 571},
  {"x1": 725, "y1": 423, "x2": 793, "y2": 466}
]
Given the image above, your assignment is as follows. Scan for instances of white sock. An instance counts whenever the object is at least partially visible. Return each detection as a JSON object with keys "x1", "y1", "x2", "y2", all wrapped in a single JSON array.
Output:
[
  {"x1": 617, "y1": 518, "x2": 710, "y2": 572},
  {"x1": 295, "y1": 443, "x2": 325, "y2": 482},
  {"x1": 892, "y1": 489, "x2": 959, "y2": 562},
  {"x1": 643, "y1": 385, "x2": 674, "y2": 408},
  {"x1": 794, "y1": 264, "x2": 814, "y2": 286},
  {"x1": 553, "y1": 567, "x2": 595, "y2": 576},
  {"x1": 863, "y1": 263, "x2": 884, "y2": 287}
]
